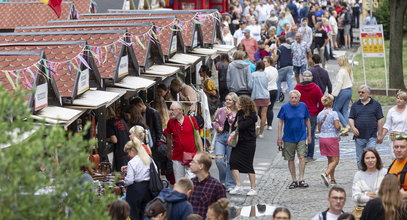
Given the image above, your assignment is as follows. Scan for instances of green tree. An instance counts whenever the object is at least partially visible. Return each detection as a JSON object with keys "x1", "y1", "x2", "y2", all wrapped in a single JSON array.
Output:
[{"x1": 0, "y1": 86, "x2": 115, "y2": 219}]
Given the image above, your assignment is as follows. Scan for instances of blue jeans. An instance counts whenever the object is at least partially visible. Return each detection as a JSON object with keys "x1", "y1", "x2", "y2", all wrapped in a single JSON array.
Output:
[
  {"x1": 355, "y1": 137, "x2": 377, "y2": 169},
  {"x1": 333, "y1": 88, "x2": 352, "y2": 127},
  {"x1": 307, "y1": 116, "x2": 317, "y2": 159},
  {"x1": 214, "y1": 133, "x2": 236, "y2": 188},
  {"x1": 277, "y1": 66, "x2": 294, "y2": 99}
]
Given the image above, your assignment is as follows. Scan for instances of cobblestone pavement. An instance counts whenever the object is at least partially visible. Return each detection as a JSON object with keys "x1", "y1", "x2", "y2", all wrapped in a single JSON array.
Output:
[{"x1": 229, "y1": 133, "x2": 394, "y2": 220}]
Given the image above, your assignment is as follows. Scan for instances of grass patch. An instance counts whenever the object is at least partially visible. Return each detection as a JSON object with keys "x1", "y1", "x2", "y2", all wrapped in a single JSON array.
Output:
[{"x1": 351, "y1": 39, "x2": 407, "y2": 105}]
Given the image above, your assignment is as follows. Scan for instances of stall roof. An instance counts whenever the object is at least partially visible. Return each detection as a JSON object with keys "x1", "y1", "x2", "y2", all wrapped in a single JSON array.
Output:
[
  {"x1": 31, "y1": 106, "x2": 85, "y2": 130},
  {"x1": 0, "y1": 2, "x2": 76, "y2": 30},
  {"x1": 105, "y1": 11, "x2": 200, "y2": 48},
  {"x1": 113, "y1": 76, "x2": 156, "y2": 91},
  {"x1": 212, "y1": 44, "x2": 236, "y2": 53},
  {"x1": 0, "y1": 51, "x2": 44, "y2": 93},
  {"x1": 34, "y1": 19, "x2": 156, "y2": 67},
  {"x1": 0, "y1": 41, "x2": 88, "y2": 99},
  {"x1": 70, "y1": 90, "x2": 121, "y2": 109},
  {"x1": 168, "y1": 53, "x2": 201, "y2": 65},
  {"x1": 74, "y1": 14, "x2": 182, "y2": 57},
  {"x1": 107, "y1": 9, "x2": 220, "y2": 45},
  {"x1": 93, "y1": 0, "x2": 131, "y2": 13},
  {"x1": 143, "y1": 64, "x2": 179, "y2": 78},
  {"x1": 0, "y1": 30, "x2": 134, "y2": 81}
]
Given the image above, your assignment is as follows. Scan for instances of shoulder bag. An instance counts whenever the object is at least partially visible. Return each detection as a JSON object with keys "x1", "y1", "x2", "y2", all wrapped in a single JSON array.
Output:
[
  {"x1": 149, "y1": 159, "x2": 163, "y2": 197},
  {"x1": 181, "y1": 116, "x2": 201, "y2": 166},
  {"x1": 227, "y1": 127, "x2": 239, "y2": 148}
]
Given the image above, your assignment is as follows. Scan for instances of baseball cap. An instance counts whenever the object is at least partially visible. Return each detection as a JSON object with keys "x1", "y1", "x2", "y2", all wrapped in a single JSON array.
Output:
[
  {"x1": 239, "y1": 21, "x2": 247, "y2": 25},
  {"x1": 303, "y1": 70, "x2": 313, "y2": 78},
  {"x1": 242, "y1": 29, "x2": 250, "y2": 33},
  {"x1": 258, "y1": 40, "x2": 265, "y2": 44}
]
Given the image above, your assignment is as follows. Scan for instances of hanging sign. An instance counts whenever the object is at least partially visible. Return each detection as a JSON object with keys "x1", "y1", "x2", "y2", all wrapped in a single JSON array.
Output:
[
  {"x1": 361, "y1": 25, "x2": 385, "y2": 57},
  {"x1": 193, "y1": 30, "x2": 198, "y2": 48},
  {"x1": 170, "y1": 34, "x2": 177, "y2": 54},
  {"x1": 118, "y1": 55, "x2": 129, "y2": 78},
  {"x1": 35, "y1": 83, "x2": 48, "y2": 111},
  {"x1": 77, "y1": 69, "x2": 90, "y2": 95}
]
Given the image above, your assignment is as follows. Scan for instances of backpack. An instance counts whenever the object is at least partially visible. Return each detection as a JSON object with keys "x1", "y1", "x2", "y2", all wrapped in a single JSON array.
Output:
[
  {"x1": 144, "y1": 197, "x2": 173, "y2": 220},
  {"x1": 149, "y1": 160, "x2": 164, "y2": 197},
  {"x1": 320, "y1": 208, "x2": 344, "y2": 220},
  {"x1": 388, "y1": 160, "x2": 407, "y2": 188}
]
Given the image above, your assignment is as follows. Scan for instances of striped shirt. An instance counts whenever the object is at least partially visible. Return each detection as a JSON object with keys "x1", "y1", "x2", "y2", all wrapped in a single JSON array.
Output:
[{"x1": 188, "y1": 175, "x2": 226, "y2": 219}]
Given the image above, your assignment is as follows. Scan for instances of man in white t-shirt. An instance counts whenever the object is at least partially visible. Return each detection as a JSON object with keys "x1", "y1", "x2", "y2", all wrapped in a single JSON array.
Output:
[
  {"x1": 255, "y1": 1, "x2": 269, "y2": 24},
  {"x1": 233, "y1": 21, "x2": 247, "y2": 46},
  {"x1": 312, "y1": 186, "x2": 346, "y2": 220}
]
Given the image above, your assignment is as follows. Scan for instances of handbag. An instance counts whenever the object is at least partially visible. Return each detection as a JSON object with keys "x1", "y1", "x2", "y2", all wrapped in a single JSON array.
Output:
[
  {"x1": 228, "y1": 127, "x2": 239, "y2": 148},
  {"x1": 351, "y1": 206, "x2": 364, "y2": 220},
  {"x1": 149, "y1": 160, "x2": 163, "y2": 197},
  {"x1": 181, "y1": 116, "x2": 201, "y2": 166}
]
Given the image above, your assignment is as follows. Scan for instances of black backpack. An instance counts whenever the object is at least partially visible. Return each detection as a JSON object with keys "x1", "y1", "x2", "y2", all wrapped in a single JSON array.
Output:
[
  {"x1": 144, "y1": 197, "x2": 173, "y2": 220},
  {"x1": 388, "y1": 160, "x2": 407, "y2": 188},
  {"x1": 149, "y1": 160, "x2": 164, "y2": 197}
]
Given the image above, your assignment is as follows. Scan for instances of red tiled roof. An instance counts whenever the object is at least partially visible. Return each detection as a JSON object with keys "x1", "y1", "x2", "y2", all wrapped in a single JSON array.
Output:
[
  {"x1": 0, "y1": 51, "x2": 43, "y2": 93},
  {"x1": 6, "y1": 0, "x2": 93, "y2": 15},
  {"x1": 80, "y1": 15, "x2": 178, "y2": 56},
  {"x1": 0, "y1": 30, "x2": 129, "y2": 80},
  {"x1": 35, "y1": 19, "x2": 153, "y2": 66},
  {"x1": 105, "y1": 11, "x2": 207, "y2": 47},
  {"x1": 0, "y1": 42, "x2": 86, "y2": 98},
  {"x1": 0, "y1": 2, "x2": 75, "y2": 29}
]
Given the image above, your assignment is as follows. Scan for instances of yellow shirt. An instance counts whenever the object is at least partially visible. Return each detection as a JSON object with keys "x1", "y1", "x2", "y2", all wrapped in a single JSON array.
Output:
[{"x1": 388, "y1": 158, "x2": 407, "y2": 190}]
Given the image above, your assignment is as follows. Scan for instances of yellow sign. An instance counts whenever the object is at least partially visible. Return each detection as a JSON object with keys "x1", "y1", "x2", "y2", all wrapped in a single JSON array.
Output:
[{"x1": 360, "y1": 25, "x2": 385, "y2": 57}]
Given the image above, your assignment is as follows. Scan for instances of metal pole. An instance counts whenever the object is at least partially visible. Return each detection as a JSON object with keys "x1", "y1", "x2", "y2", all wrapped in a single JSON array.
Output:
[
  {"x1": 380, "y1": 24, "x2": 389, "y2": 96},
  {"x1": 360, "y1": 27, "x2": 367, "y2": 85}
]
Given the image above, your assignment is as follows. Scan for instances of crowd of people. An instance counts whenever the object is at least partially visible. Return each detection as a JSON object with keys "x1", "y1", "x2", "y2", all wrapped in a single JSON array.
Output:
[{"x1": 100, "y1": 0, "x2": 407, "y2": 219}]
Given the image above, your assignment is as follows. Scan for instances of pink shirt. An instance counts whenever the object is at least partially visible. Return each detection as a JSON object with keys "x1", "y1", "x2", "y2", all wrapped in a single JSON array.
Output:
[{"x1": 241, "y1": 38, "x2": 258, "y2": 62}]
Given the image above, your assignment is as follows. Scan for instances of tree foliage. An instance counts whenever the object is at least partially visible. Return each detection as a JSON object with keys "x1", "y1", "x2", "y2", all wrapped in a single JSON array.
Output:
[
  {"x1": 375, "y1": 0, "x2": 407, "y2": 39},
  {"x1": 0, "y1": 86, "x2": 115, "y2": 219}
]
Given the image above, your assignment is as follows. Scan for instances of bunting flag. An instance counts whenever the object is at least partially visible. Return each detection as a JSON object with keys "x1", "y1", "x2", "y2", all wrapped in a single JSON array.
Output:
[{"x1": 39, "y1": 0, "x2": 63, "y2": 18}]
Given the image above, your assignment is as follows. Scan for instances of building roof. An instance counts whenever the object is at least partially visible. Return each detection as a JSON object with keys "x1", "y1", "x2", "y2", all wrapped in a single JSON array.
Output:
[
  {"x1": 0, "y1": 2, "x2": 76, "y2": 30},
  {"x1": 106, "y1": 9, "x2": 219, "y2": 45},
  {"x1": 0, "y1": 30, "x2": 130, "y2": 80},
  {"x1": 26, "y1": 21, "x2": 155, "y2": 67},
  {"x1": 0, "y1": 51, "x2": 44, "y2": 93},
  {"x1": 0, "y1": 41, "x2": 87, "y2": 98},
  {"x1": 50, "y1": 16, "x2": 177, "y2": 56}
]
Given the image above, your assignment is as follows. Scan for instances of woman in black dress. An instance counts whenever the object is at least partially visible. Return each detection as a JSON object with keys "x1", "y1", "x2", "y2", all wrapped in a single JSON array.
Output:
[{"x1": 229, "y1": 95, "x2": 258, "y2": 196}]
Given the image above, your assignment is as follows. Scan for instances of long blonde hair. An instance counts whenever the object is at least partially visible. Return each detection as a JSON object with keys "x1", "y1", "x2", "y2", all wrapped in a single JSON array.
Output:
[
  {"x1": 378, "y1": 175, "x2": 406, "y2": 220},
  {"x1": 338, "y1": 55, "x2": 353, "y2": 76},
  {"x1": 129, "y1": 125, "x2": 146, "y2": 142},
  {"x1": 124, "y1": 138, "x2": 151, "y2": 165}
]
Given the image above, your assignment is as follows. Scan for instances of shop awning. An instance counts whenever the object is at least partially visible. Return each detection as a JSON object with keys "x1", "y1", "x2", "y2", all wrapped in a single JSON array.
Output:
[
  {"x1": 169, "y1": 53, "x2": 201, "y2": 65},
  {"x1": 212, "y1": 44, "x2": 236, "y2": 53},
  {"x1": 70, "y1": 90, "x2": 122, "y2": 109},
  {"x1": 31, "y1": 106, "x2": 85, "y2": 129},
  {"x1": 113, "y1": 76, "x2": 156, "y2": 91},
  {"x1": 190, "y1": 48, "x2": 218, "y2": 56},
  {"x1": 143, "y1": 64, "x2": 180, "y2": 78}
]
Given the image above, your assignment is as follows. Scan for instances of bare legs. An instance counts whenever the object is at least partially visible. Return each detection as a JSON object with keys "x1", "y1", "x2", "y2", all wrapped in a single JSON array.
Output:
[
  {"x1": 325, "y1": 156, "x2": 339, "y2": 181},
  {"x1": 232, "y1": 169, "x2": 256, "y2": 190},
  {"x1": 257, "y1": 106, "x2": 268, "y2": 136},
  {"x1": 288, "y1": 155, "x2": 306, "y2": 182}
]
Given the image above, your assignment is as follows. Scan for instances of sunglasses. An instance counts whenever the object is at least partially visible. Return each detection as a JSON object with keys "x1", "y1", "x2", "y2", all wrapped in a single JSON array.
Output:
[
  {"x1": 395, "y1": 134, "x2": 407, "y2": 140},
  {"x1": 358, "y1": 91, "x2": 366, "y2": 94}
]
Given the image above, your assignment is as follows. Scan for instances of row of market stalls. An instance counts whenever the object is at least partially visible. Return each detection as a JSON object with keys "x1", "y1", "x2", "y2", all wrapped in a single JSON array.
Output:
[{"x1": 0, "y1": 2, "x2": 235, "y2": 160}]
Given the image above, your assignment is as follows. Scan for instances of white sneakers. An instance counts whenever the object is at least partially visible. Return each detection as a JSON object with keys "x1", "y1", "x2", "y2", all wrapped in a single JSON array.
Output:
[
  {"x1": 229, "y1": 186, "x2": 257, "y2": 196},
  {"x1": 246, "y1": 189, "x2": 257, "y2": 196},
  {"x1": 258, "y1": 133, "x2": 264, "y2": 138},
  {"x1": 267, "y1": 126, "x2": 273, "y2": 130},
  {"x1": 229, "y1": 186, "x2": 243, "y2": 195}
]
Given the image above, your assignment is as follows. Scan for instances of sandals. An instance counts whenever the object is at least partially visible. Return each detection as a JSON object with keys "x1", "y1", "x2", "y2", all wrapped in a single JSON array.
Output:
[
  {"x1": 288, "y1": 181, "x2": 298, "y2": 189},
  {"x1": 331, "y1": 179, "x2": 337, "y2": 186},
  {"x1": 339, "y1": 127, "x2": 350, "y2": 136},
  {"x1": 298, "y1": 180, "x2": 309, "y2": 188},
  {"x1": 321, "y1": 173, "x2": 329, "y2": 187}
]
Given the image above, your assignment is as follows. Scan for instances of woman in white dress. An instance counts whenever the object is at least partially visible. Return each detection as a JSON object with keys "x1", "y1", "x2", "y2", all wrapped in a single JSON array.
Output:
[
  {"x1": 222, "y1": 25, "x2": 234, "y2": 46},
  {"x1": 378, "y1": 91, "x2": 407, "y2": 143}
]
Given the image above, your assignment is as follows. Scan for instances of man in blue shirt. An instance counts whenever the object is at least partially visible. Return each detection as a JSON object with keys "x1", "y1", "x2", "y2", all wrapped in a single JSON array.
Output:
[
  {"x1": 277, "y1": 90, "x2": 312, "y2": 189},
  {"x1": 349, "y1": 85, "x2": 384, "y2": 169}
]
